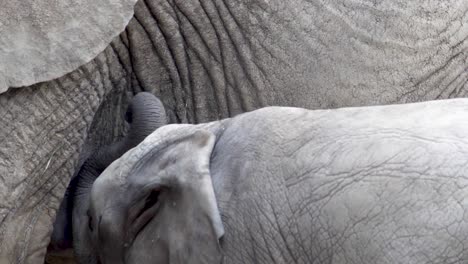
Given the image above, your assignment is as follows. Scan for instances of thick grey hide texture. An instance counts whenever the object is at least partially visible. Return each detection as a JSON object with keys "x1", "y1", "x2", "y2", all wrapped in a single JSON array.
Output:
[
  {"x1": 0, "y1": 0, "x2": 137, "y2": 92},
  {"x1": 0, "y1": 0, "x2": 467, "y2": 262},
  {"x1": 209, "y1": 100, "x2": 468, "y2": 263},
  {"x1": 96, "y1": 99, "x2": 468, "y2": 263},
  {"x1": 0, "y1": 51, "x2": 131, "y2": 264}
]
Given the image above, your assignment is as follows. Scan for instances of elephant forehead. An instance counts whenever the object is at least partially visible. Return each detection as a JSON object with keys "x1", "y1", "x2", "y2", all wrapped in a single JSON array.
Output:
[
  {"x1": 92, "y1": 124, "x2": 201, "y2": 207},
  {"x1": 97, "y1": 124, "x2": 201, "y2": 185},
  {"x1": 0, "y1": 0, "x2": 137, "y2": 92}
]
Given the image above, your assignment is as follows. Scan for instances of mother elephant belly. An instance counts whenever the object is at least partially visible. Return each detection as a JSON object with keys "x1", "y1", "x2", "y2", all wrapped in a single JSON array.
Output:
[{"x1": 119, "y1": 0, "x2": 468, "y2": 122}]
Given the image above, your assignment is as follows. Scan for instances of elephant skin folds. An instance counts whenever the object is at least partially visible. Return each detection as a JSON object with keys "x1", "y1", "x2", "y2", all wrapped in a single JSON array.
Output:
[{"x1": 0, "y1": 0, "x2": 467, "y2": 262}]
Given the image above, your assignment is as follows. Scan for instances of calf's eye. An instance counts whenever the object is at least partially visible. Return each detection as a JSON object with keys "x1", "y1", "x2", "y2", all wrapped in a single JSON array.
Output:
[{"x1": 87, "y1": 210, "x2": 94, "y2": 232}]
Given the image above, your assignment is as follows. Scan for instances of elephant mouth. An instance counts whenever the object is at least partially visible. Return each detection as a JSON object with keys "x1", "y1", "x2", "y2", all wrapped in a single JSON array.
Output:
[{"x1": 127, "y1": 188, "x2": 162, "y2": 244}]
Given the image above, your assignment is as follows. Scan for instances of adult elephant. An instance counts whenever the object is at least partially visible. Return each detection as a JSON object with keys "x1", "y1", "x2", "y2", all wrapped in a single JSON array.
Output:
[
  {"x1": 86, "y1": 99, "x2": 468, "y2": 264},
  {"x1": 0, "y1": 0, "x2": 466, "y2": 263}
]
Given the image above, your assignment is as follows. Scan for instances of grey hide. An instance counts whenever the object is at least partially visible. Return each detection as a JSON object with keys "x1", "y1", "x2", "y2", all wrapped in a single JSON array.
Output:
[
  {"x1": 89, "y1": 98, "x2": 468, "y2": 264},
  {"x1": 0, "y1": 0, "x2": 137, "y2": 91},
  {"x1": 0, "y1": 0, "x2": 467, "y2": 262}
]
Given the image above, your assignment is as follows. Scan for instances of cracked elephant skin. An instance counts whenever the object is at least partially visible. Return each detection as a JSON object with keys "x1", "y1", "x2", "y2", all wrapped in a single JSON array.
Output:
[
  {"x1": 0, "y1": 0, "x2": 467, "y2": 262},
  {"x1": 88, "y1": 99, "x2": 468, "y2": 264}
]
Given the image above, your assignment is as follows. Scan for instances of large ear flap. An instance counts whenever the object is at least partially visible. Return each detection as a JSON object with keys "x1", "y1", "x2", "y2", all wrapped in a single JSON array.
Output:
[
  {"x1": 188, "y1": 130, "x2": 225, "y2": 240},
  {"x1": 162, "y1": 130, "x2": 224, "y2": 239},
  {"x1": 126, "y1": 129, "x2": 224, "y2": 243}
]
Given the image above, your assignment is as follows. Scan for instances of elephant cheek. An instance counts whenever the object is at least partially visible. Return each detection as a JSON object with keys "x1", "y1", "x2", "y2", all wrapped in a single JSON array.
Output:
[{"x1": 125, "y1": 233, "x2": 169, "y2": 264}]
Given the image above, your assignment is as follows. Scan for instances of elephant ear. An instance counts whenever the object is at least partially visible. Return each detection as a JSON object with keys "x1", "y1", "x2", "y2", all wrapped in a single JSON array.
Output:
[
  {"x1": 128, "y1": 130, "x2": 224, "y2": 239},
  {"x1": 90, "y1": 130, "x2": 224, "y2": 263},
  {"x1": 0, "y1": 0, "x2": 138, "y2": 92}
]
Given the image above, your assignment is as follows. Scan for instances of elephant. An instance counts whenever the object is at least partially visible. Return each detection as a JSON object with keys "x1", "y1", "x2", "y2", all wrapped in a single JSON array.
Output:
[
  {"x1": 84, "y1": 99, "x2": 468, "y2": 264},
  {"x1": 0, "y1": 0, "x2": 467, "y2": 262}
]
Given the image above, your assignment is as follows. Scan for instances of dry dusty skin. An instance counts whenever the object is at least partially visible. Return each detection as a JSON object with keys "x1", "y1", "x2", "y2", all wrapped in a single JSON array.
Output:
[{"x1": 0, "y1": 0, "x2": 138, "y2": 92}]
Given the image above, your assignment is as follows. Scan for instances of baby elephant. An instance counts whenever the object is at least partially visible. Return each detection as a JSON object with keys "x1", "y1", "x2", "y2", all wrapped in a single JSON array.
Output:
[{"x1": 81, "y1": 99, "x2": 468, "y2": 264}]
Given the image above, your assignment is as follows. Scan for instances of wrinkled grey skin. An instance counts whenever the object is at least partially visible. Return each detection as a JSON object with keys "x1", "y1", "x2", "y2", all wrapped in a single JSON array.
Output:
[
  {"x1": 89, "y1": 99, "x2": 468, "y2": 264},
  {"x1": 0, "y1": 0, "x2": 467, "y2": 262},
  {"x1": 47, "y1": 92, "x2": 166, "y2": 257}
]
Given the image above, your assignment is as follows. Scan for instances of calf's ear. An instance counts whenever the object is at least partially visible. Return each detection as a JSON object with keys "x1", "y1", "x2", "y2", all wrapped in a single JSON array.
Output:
[
  {"x1": 187, "y1": 130, "x2": 225, "y2": 240},
  {"x1": 129, "y1": 130, "x2": 224, "y2": 241}
]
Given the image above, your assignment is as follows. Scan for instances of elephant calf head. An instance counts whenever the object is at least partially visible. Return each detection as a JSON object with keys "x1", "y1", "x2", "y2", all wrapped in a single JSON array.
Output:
[
  {"x1": 82, "y1": 129, "x2": 224, "y2": 264},
  {"x1": 49, "y1": 92, "x2": 168, "y2": 262}
]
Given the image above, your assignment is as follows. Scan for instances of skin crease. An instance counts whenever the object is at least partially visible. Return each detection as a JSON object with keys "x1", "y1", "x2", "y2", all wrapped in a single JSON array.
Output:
[
  {"x1": 1, "y1": 0, "x2": 467, "y2": 262},
  {"x1": 87, "y1": 99, "x2": 468, "y2": 264}
]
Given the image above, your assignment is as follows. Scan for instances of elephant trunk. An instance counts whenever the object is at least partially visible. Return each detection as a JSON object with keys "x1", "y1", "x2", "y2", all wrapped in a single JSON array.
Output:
[
  {"x1": 95, "y1": 92, "x2": 167, "y2": 167},
  {"x1": 49, "y1": 93, "x2": 166, "y2": 258},
  {"x1": 73, "y1": 92, "x2": 167, "y2": 263}
]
